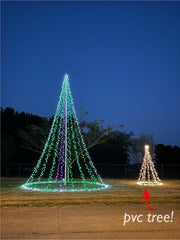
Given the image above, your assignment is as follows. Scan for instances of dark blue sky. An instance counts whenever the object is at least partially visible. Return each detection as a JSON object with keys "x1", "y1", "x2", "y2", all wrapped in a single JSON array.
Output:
[{"x1": 1, "y1": 1, "x2": 180, "y2": 146}]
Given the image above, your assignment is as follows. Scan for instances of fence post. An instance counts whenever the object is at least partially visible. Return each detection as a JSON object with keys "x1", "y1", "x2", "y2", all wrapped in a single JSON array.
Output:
[
  {"x1": 124, "y1": 164, "x2": 127, "y2": 178},
  {"x1": 161, "y1": 164, "x2": 164, "y2": 178},
  {"x1": 18, "y1": 164, "x2": 21, "y2": 177}
]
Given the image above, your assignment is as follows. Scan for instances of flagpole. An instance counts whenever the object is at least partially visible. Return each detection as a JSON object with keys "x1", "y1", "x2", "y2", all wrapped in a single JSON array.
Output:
[{"x1": 64, "y1": 76, "x2": 68, "y2": 186}]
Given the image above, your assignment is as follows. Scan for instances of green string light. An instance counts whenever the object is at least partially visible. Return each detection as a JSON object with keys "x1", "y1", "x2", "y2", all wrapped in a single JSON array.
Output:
[{"x1": 21, "y1": 73, "x2": 108, "y2": 192}]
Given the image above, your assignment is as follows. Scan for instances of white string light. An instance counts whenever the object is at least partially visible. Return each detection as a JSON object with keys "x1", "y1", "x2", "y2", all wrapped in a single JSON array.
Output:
[{"x1": 137, "y1": 145, "x2": 163, "y2": 186}]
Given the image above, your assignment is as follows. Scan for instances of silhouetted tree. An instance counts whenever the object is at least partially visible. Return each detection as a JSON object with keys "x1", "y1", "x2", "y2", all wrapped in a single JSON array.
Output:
[
  {"x1": 89, "y1": 130, "x2": 134, "y2": 164},
  {"x1": 131, "y1": 134, "x2": 155, "y2": 164},
  {"x1": 1, "y1": 107, "x2": 50, "y2": 175},
  {"x1": 155, "y1": 144, "x2": 180, "y2": 164}
]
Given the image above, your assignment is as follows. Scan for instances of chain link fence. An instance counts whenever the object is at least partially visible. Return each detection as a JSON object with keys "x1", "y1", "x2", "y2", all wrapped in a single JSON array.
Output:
[
  {"x1": 6, "y1": 163, "x2": 180, "y2": 179},
  {"x1": 96, "y1": 164, "x2": 180, "y2": 179}
]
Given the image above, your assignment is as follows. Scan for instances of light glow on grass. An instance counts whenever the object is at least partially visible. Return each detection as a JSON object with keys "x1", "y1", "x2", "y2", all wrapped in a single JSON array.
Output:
[
  {"x1": 21, "y1": 180, "x2": 109, "y2": 192},
  {"x1": 137, "y1": 181, "x2": 163, "y2": 186}
]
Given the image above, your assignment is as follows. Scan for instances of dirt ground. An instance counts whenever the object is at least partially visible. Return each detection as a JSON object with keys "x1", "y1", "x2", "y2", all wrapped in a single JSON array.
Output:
[
  {"x1": 1, "y1": 204, "x2": 180, "y2": 239},
  {"x1": 1, "y1": 178, "x2": 180, "y2": 239}
]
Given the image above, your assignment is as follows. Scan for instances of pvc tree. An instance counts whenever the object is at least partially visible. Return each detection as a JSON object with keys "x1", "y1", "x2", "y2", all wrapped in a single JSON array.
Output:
[{"x1": 137, "y1": 145, "x2": 163, "y2": 185}]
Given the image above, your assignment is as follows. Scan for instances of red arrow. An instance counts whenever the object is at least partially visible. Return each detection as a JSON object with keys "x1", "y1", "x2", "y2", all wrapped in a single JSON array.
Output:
[{"x1": 140, "y1": 190, "x2": 155, "y2": 213}]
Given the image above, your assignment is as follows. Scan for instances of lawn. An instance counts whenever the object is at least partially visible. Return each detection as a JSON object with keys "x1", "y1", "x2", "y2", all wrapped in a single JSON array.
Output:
[{"x1": 1, "y1": 178, "x2": 180, "y2": 207}]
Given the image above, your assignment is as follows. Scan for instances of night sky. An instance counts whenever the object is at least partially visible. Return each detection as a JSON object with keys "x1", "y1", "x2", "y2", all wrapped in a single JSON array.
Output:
[{"x1": 1, "y1": 1, "x2": 180, "y2": 146}]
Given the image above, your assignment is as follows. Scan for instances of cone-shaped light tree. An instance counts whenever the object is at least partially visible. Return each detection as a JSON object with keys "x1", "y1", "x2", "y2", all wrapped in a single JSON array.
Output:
[
  {"x1": 21, "y1": 74, "x2": 108, "y2": 192},
  {"x1": 137, "y1": 145, "x2": 163, "y2": 185}
]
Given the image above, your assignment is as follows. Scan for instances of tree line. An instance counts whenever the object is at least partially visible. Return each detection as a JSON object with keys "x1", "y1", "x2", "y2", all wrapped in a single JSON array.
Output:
[{"x1": 1, "y1": 107, "x2": 180, "y2": 176}]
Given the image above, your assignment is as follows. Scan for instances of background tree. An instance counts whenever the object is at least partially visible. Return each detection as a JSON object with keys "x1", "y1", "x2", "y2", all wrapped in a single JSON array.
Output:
[
  {"x1": 155, "y1": 144, "x2": 180, "y2": 164},
  {"x1": 1, "y1": 107, "x2": 133, "y2": 176},
  {"x1": 131, "y1": 134, "x2": 155, "y2": 165},
  {"x1": 1, "y1": 107, "x2": 50, "y2": 175},
  {"x1": 2, "y1": 107, "x2": 179, "y2": 178},
  {"x1": 80, "y1": 119, "x2": 115, "y2": 149},
  {"x1": 89, "y1": 130, "x2": 134, "y2": 164},
  {"x1": 79, "y1": 107, "x2": 88, "y2": 122}
]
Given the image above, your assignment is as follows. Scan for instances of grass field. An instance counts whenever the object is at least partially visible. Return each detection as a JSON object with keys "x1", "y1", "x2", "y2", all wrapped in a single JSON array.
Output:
[{"x1": 1, "y1": 178, "x2": 180, "y2": 207}]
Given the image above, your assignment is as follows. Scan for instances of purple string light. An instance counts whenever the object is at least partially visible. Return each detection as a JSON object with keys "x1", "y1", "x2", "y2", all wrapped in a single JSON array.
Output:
[{"x1": 55, "y1": 95, "x2": 66, "y2": 183}]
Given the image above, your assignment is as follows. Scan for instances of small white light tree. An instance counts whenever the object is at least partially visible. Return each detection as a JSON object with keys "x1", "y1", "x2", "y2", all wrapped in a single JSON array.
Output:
[{"x1": 137, "y1": 145, "x2": 163, "y2": 185}]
